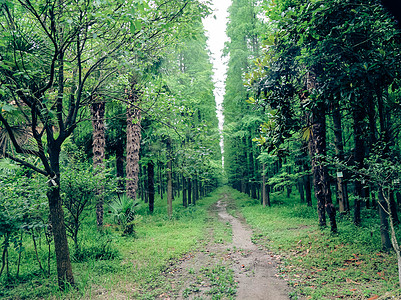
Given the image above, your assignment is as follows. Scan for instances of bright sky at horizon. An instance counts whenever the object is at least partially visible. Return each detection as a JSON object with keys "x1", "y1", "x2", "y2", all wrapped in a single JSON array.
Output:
[{"x1": 202, "y1": 0, "x2": 231, "y2": 165}]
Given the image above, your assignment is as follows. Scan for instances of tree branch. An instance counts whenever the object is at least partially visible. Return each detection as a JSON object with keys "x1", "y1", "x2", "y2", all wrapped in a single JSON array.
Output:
[{"x1": 3, "y1": 152, "x2": 47, "y2": 176}]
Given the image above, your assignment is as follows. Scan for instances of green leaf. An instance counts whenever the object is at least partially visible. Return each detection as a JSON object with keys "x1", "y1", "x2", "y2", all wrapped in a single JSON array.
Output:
[
  {"x1": 130, "y1": 21, "x2": 136, "y2": 34},
  {"x1": 246, "y1": 97, "x2": 256, "y2": 104}
]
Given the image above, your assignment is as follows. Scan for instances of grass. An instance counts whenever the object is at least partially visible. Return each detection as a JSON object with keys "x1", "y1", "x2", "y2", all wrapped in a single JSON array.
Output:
[
  {"x1": 0, "y1": 189, "x2": 223, "y2": 299},
  {"x1": 227, "y1": 186, "x2": 401, "y2": 300},
  {"x1": 4, "y1": 185, "x2": 400, "y2": 299}
]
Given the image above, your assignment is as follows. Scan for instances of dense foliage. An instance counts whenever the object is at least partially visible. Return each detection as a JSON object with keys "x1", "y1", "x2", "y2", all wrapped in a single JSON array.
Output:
[
  {"x1": 0, "y1": 0, "x2": 222, "y2": 292},
  {"x1": 1, "y1": 0, "x2": 401, "y2": 297},
  {"x1": 223, "y1": 0, "x2": 401, "y2": 287}
]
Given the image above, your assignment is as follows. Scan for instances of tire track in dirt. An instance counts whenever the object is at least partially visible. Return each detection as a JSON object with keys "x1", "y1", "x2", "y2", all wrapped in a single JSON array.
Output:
[{"x1": 170, "y1": 193, "x2": 292, "y2": 300}]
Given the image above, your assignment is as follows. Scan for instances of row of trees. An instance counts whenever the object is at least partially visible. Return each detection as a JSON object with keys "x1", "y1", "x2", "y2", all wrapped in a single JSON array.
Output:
[
  {"x1": 224, "y1": 0, "x2": 401, "y2": 248},
  {"x1": 0, "y1": 0, "x2": 222, "y2": 289}
]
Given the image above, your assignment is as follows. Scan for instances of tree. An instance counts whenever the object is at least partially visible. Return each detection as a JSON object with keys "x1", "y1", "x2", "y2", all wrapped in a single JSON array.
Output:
[
  {"x1": 91, "y1": 98, "x2": 106, "y2": 227},
  {"x1": 244, "y1": 0, "x2": 401, "y2": 235},
  {"x1": 126, "y1": 81, "x2": 142, "y2": 201},
  {"x1": 223, "y1": 0, "x2": 265, "y2": 192},
  {"x1": 0, "y1": 0, "x2": 207, "y2": 288}
]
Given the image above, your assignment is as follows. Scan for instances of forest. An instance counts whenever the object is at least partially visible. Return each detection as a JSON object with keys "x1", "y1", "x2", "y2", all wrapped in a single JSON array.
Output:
[{"x1": 1, "y1": 0, "x2": 401, "y2": 299}]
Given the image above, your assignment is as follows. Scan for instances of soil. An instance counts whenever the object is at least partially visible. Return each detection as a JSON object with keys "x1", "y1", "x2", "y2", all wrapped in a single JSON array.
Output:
[{"x1": 167, "y1": 193, "x2": 294, "y2": 300}]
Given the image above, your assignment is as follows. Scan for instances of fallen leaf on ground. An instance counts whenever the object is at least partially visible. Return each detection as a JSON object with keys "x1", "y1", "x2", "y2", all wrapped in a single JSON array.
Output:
[
  {"x1": 346, "y1": 278, "x2": 360, "y2": 284},
  {"x1": 367, "y1": 295, "x2": 379, "y2": 300}
]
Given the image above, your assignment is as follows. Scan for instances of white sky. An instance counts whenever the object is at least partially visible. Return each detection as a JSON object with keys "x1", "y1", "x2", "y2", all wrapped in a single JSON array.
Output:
[{"x1": 202, "y1": 0, "x2": 231, "y2": 164}]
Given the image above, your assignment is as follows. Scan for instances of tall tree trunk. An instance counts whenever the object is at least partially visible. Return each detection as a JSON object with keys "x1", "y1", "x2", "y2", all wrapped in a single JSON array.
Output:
[
  {"x1": 187, "y1": 178, "x2": 192, "y2": 205},
  {"x1": 378, "y1": 188, "x2": 392, "y2": 251},
  {"x1": 298, "y1": 178, "x2": 305, "y2": 203},
  {"x1": 126, "y1": 87, "x2": 142, "y2": 200},
  {"x1": 262, "y1": 164, "x2": 267, "y2": 207},
  {"x1": 248, "y1": 136, "x2": 257, "y2": 199},
  {"x1": 167, "y1": 143, "x2": 173, "y2": 218},
  {"x1": 91, "y1": 100, "x2": 105, "y2": 227},
  {"x1": 183, "y1": 174, "x2": 187, "y2": 208},
  {"x1": 192, "y1": 175, "x2": 199, "y2": 205},
  {"x1": 332, "y1": 104, "x2": 348, "y2": 213},
  {"x1": 47, "y1": 146, "x2": 74, "y2": 289},
  {"x1": 305, "y1": 174, "x2": 312, "y2": 207},
  {"x1": 158, "y1": 163, "x2": 164, "y2": 200},
  {"x1": 116, "y1": 136, "x2": 125, "y2": 191},
  {"x1": 310, "y1": 102, "x2": 327, "y2": 228},
  {"x1": 389, "y1": 191, "x2": 400, "y2": 225},
  {"x1": 143, "y1": 166, "x2": 148, "y2": 203},
  {"x1": 353, "y1": 104, "x2": 366, "y2": 226},
  {"x1": 301, "y1": 141, "x2": 313, "y2": 207},
  {"x1": 308, "y1": 71, "x2": 336, "y2": 232},
  {"x1": 148, "y1": 161, "x2": 155, "y2": 213}
]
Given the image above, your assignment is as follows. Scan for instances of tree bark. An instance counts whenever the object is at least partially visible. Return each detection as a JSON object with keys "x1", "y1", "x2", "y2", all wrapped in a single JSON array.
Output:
[
  {"x1": 126, "y1": 87, "x2": 142, "y2": 200},
  {"x1": 262, "y1": 164, "x2": 267, "y2": 207},
  {"x1": 378, "y1": 188, "x2": 392, "y2": 251},
  {"x1": 298, "y1": 178, "x2": 305, "y2": 203},
  {"x1": 47, "y1": 145, "x2": 74, "y2": 289},
  {"x1": 332, "y1": 104, "x2": 348, "y2": 213},
  {"x1": 352, "y1": 105, "x2": 366, "y2": 226},
  {"x1": 143, "y1": 166, "x2": 148, "y2": 203},
  {"x1": 305, "y1": 174, "x2": 312, "y2": 207},
  {"x1": 116, "y1": 136, "x2": 125, "y2": 190},
  {"x1": 187, "y1": 178, "x2": 192, "y2": 205},
  {"x1": 148, "y1": 161, "x2": 155, "y2": 213},
  {"x1": 167, "y1": 155, "x2": 173, "y2": 219},
  {"x1": 389, "y1": 191, "x2": 400, "y2": 225},
  {"x1": 91, "y1": 100, "x2": 105, "y2": 227},
  {"x1": 309, "y1": 92, "x2": 336, "y2": 231},
  {"x1": 183, "y1": 175, "x2": 187, "y2": 208},
  {"x1": 192, "y1": 176, "x2": 199, "y2": 205}
]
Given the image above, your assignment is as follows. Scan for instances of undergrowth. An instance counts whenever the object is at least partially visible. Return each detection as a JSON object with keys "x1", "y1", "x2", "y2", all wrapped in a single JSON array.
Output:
[{"x1": 0, "y1": 189, "x2": 223, "y2": 299}]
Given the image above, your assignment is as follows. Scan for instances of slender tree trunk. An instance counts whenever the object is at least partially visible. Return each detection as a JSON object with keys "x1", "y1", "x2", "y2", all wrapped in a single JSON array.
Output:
[
  {"x1": 47, "y1": 161, "x2": 74, "y2": 289},
  {"x1": 183, "y1": 175, "x2": 187, "y2": 208},
  {"x1": 298, "y1": 178, "x2": 305, "y2": 203},
  {"x1": 116, "y1": 136, "x2": 125, "y2": 191},
  {"x1": 262, "y1": 164, "x2": 267, "y2": 207},
  {"x1": 353, "y1": 106, "x2": 365, "y2": 226},
  {"x1": 192, "y1": 176, "x2": 199, "y2": 205},
  {"x1": 307, "y1": 71, "x2": 336, "y2": 232},
  {"x1": 91, "y1": 100, "x2": 105, "y2": 227},
  {"x1": 305, "y1": 174, "x2": 312, "y2": 207},
  {"x1": 126, "y1": 87, "x2": 142, "y2": 200},
  {"x1": 47, "y1": 148, "x2": 74, "y2": 288},
  {"x1": 310, "y1": 102, "x2": 328, "y2": 228},
  {"x1": 378, "y1": 188, "x2": 392, "y2": 251},
  {"x1": 148, "y1": 161, "x2": 155, "y2": 213},
  {"x1": 188, "y1": 178, "x2": 192, "y2": 205},
  {"x1": 167, "y1": 159, "x2": 173, "y2": 218},
  {"x1": 158, "y1": 163, "x2": 164, "y2": 200},
  {"x1": 266, "y1": 184, "x2": 271, "y2": 206},
  {"x1": 143, "y1": 166, "x2": 148, "y2": 203},
  {"x1": 389, "y1": 191, "x2": 400, "y2": 225},
  {"x1": 332, "y1": 105, "x2": 348, "y2": 213}
]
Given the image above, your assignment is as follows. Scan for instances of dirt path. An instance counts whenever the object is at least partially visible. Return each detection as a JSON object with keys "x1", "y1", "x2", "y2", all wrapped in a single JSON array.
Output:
[{"x1": 170, "y1": 193, "x2": 292, "y2": 300}]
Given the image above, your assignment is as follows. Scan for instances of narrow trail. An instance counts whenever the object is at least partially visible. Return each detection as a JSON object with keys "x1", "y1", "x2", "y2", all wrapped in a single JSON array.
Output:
[
  {"x1": 216, "y1": 195, "x2": 291, "y2": 300},
  {"x1": 170, "y1": 193, "x2": 292, "y2": 300}
]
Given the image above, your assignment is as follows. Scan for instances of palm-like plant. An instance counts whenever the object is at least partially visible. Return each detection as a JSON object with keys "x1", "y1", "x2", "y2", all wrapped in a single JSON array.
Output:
[{"x1": 108, "y1": 194, "x2": 139, "y2": 235}]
